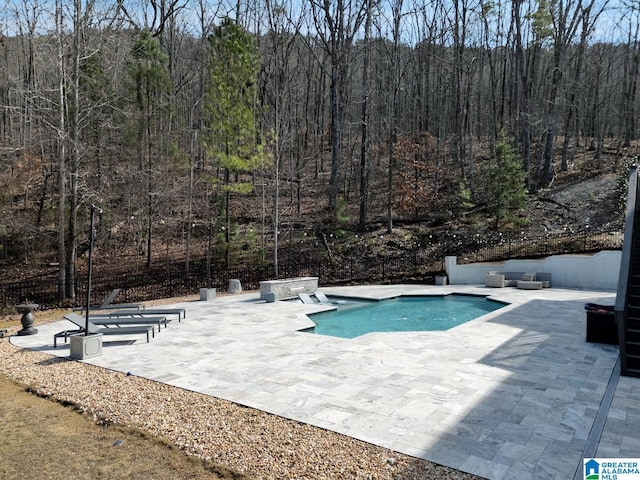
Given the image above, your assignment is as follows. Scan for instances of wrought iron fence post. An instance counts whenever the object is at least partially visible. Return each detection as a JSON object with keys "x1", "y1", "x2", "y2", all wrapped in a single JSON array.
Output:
[
  {"x1": 584, "y1": 230, "x2": 588, "y2": 251},
  {"x1": 544, "y1": 233, "x2": 548, "y2": 255},
  {"x1": 350, "y1": 258, "x2": 353, "y2": 282}
]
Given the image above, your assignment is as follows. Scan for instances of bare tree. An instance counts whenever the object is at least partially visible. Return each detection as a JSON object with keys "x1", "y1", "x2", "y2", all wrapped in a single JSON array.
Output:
[
  {"x1": 260, "y1": 0, "x2": 306, "y2": 275},
  {"x1": 560, "y1": 0, "x2": 607, "y2": 170},
  {"x1": 541, "y1": 0, "x2": 602, "y2": 187},
  {"x1": 0, "y1": 0, "x2": 638, "y2": 279},
  {"x1": 374, "y1": 0, "x2": 409, "y2": 233},
  {"x1": 358, "y1": 0, "x2": 374, "y2": 232},
  {"x1": 309, "y1": 0, "x2": 368, "y2": 217},
  {"x1": 55, "y1": 0, "x2": 67, "y2": 299},
  {"x1": 117, "y1": 0, "x2": 187, "y2": 37},
  {"x1": 621, "y1": 3, "x2": 640, "y2": 147},
  {"x1": 512, "y1": 0, "x2": 533, "y2": 185}
]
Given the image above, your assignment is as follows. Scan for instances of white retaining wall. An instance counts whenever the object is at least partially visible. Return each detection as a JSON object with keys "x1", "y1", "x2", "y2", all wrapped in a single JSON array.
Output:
[{"x1": 445, "y1": 250, "x2": 621, "y2": 290}]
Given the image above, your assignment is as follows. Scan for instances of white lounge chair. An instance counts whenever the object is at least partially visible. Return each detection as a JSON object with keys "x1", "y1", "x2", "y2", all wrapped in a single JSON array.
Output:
[
  {"x1": 314, "y1": 291, "x2": 347, "y2": 304},
  {"x1": 298, "y1": 293, "x2": 316, "y2": 304}
]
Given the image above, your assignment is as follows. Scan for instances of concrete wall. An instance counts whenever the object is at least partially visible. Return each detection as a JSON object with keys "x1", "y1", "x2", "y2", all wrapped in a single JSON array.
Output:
[{"x1": 445, "y1": 250, "x2": 621, "y2": 290}]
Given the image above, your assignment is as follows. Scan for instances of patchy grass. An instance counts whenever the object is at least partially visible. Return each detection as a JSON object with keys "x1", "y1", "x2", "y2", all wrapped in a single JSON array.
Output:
[{"x1": 0, "y1": 374, "x2": 250, "y2": 480}]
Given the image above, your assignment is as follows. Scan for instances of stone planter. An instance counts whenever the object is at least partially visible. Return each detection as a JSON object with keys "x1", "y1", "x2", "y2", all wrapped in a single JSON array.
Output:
[
  {"x1": 70, "y1": 333, "x2": 103, "y2": 360},
  {"x1": 199, "y1": 288, "x2": 217, "y2": 301},
  {"x1": 228, "y1": 279, "x2": 242, "y2": 294},
  {"x1": 435, "y1": 275, "x2": 448, "y2": 286}
]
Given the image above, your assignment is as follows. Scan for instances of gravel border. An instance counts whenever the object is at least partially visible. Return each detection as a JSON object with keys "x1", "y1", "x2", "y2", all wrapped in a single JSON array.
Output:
[{"x1": 0, "y1": 306, "x2": 484, "y2": 480}]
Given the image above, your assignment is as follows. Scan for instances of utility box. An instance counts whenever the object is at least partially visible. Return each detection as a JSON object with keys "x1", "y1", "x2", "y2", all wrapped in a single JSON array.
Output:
[{"x1": 585, "y1": 303, "x2": 618, "y2": 345}]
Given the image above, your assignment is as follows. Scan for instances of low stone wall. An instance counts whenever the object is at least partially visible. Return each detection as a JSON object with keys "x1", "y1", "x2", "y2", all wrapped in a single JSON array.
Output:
[{"x1": 259, "y1": 277, "x2": 319, "y2": 301}]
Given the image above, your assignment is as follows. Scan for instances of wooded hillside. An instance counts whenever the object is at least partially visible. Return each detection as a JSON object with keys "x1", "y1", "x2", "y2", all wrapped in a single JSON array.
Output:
[{"x1": 0, "y1": 0, "x2": 637, "y2": 301}]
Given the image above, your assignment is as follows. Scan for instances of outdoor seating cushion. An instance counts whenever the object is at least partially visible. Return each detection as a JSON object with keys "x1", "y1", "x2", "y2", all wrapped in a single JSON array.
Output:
[
  {"x1": 503, "y1": 272, "x2": 527, "y2": 286},
  {"x1": 517, "y1": 280, "x2": 543, "y2": 290},
  {"x1": 535, "y1": 272, "x2": 552, "y2": 287},
  {"x1": 485, "y1": 274, "x2": 506, "y2": 288}
]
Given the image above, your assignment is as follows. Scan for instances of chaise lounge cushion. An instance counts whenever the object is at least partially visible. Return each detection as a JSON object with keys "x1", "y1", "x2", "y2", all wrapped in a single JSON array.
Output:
[
  {"x1": 503, "y1": 272, "x2": 527, "y2": 287},
  {"x1": 535, "y1": 272, "x2": 552, "y2": 288},
  {"x1": 517, "y1": 280, "x2": 543, "y2": 290}
]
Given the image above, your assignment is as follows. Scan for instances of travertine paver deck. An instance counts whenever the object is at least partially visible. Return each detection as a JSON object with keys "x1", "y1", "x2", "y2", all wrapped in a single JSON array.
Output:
[{"x1": 12, "y1": 285, "x2": 634, "y2": 480}]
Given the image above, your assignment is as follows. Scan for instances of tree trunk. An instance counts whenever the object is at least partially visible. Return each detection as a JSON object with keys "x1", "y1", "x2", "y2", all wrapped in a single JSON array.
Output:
[
  {"x1": 542, "y1": 54, "x2": 563, "y2": 187},
  {"x1": 224, "y1": 167, "x2": 230, "y2": 268},
  {"x1": 55, "y1": 0, "x2": 67, "y2": 301},
  {"x1": 328, "y1": 62, "x2": 342, "y2": 216},
  {"x1": 358, "y1": 0, "x2": 372, "y2": 233},
  {"x1": 65, "y1": 0, "x2": 84, "y2": 300},
  {"x1": 623, "y1": 33, "x2": 639, "y2": 147},
  {"x1": 387, "y1": 134, "x2": 395, "y2": 234}
]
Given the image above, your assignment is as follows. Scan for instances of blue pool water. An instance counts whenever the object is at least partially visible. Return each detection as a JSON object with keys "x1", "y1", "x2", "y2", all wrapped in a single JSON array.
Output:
[{"x1": 304, "y1": 295, "x2": 507, "y2": 339}]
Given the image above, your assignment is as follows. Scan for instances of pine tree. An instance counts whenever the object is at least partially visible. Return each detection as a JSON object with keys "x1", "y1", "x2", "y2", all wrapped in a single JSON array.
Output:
[
  {"x1": 203, "y1": 18, "x2": 264, "y2": 267},
  {"x1": 487, "y1": 130, "x2": 528, "y2": 228}
]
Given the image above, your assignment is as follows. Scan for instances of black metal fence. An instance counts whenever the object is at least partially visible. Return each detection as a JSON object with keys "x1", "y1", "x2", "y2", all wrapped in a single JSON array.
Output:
[
  {"x1": 0, "y1": 229, "x2": 623, "y2": 312},
  {"x1": 439, "y1": 229, "x2": 623, "y2": 264}
]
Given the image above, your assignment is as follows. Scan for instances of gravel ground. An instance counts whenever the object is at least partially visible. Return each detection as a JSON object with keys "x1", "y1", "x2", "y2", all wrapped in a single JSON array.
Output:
[{"x1": 0, "y1": 300, "x2": 484, "y2": 480}]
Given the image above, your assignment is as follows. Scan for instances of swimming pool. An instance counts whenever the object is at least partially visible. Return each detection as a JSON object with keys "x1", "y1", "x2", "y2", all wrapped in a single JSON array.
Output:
[{"x1": 302, "y1": 294, "x2": 507, "y2": 338}]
